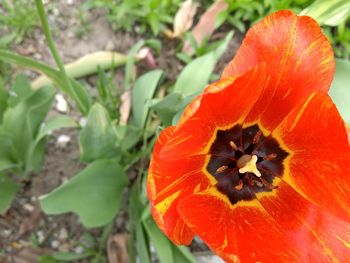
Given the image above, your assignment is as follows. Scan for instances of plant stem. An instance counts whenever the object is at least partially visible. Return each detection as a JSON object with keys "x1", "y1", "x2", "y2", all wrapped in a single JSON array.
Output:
[{"x1": 34, "y1": 0, "x2": 87, "y2": 113}]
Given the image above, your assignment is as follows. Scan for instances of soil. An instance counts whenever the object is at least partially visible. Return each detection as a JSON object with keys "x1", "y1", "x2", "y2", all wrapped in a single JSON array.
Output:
[{"x1": 0, "y1": 0, "x2": 243, "y2": 262}]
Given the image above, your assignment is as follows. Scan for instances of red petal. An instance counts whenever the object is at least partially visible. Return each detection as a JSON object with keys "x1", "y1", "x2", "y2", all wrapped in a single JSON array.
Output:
[
  {"x1": 259, "y1": 180, "x2": 350, "y2": 262},
  {"x1": 222, "y1": 10, "x2": 335, "y2": 130},
  {"x1": 274, "y1": 92, "x2": 350, "y2": 221},
  {"x1": 161, "y1": 64, "x2": 268, "y2": 160},
  {"x1": 147, "y1": 126, "x2": 209, "y2": 244},
  {"x1": 178, "y1": 192, "x2": 301, "y2": 262}
]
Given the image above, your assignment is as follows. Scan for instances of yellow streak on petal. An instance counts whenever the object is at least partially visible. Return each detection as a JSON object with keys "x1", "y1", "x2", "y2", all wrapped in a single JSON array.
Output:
[
  {"x1": 335, "y1": 235, "x2": 350, "y2": 249},
  {"x1": 155, "y1": 190, "x2": 182, "y2": 217}
]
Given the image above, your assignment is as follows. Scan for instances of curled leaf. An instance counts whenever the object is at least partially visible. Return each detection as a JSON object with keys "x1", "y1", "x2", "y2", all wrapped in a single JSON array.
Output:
[
  {"x1": 172, "y1": 0, "x2": 199, "y2": 38},
  {"x1": 119, "y1": 90, "x2": 132, "y2": 125}
]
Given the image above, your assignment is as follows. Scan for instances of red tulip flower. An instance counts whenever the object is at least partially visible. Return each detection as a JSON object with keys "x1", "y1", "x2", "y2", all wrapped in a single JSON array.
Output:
[{"x1": 147, "y1": 10, "x2": 350, "y2": 262}]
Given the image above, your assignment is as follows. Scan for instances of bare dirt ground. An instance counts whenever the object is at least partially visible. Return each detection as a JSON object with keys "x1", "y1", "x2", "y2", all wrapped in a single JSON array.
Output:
[{"x1": 0, "y1": 1, "x2": 243, "y2": 262}]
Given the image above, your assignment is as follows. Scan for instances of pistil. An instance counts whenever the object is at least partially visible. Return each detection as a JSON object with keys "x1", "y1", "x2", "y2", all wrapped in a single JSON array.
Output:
[{"x1": 237, "y1": 154, "x2": 261, "y2": 177}]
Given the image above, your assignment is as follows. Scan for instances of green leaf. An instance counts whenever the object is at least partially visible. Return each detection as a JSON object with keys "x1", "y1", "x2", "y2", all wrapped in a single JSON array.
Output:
[
  {"x1": 8, "y1": 74, "x2": 33, "y2": 106},
  {"x1": 142, "y1": 214, "x2": 196, "y2": 263},
  {"x1": 0, "y1": 49, "x2": 63, "y2": 88},
  {"x1": 300, "y1": 0, "x2": 350, "y2": 26},
  {"x1": 131, "y1": 70, "x2": 164, "y2": 129},
  {"x1": 172, "y1": 245, "x2": 196, "y2": 263},
  {"x1": 40, "y1": 159, "x2": 128, "y2": 228},
  {"x1": 0, "y1": 131, "x2": 19, "y2": 172},
  {"x1": 79, "y1": 103, "x2": 119, "y2": 162},
  {"x1": 143, "y1": 216, "x2": 173, "y2": 263},
  {"x1": 0, "y1": 174, "x2": 19, "y2": 214},
  {"x1": 25, "y1": 115, "x2": 77, "y2": 172},
  {"x1": 51, "y1": 252, "x2": 90, "y2": 261},
  {"x1": 69, "y1": 79, "x2": 92, "y2": 115},
  {"x1": 0, "y1": 80, "x2": 8, "y2": 123},
  {"x1": 329, "y1": 59, "x2": 350, "y2": 125},
  {"x1": 174, "y1": 52, "x2": 216, "y2": 96},
  {"x1": 2, "y1": 85, "x2": 55, "y2": 170},
  {"x1": 151, "y1": 93, "x2": 183, "y2": 126},
  {"x1": 128, "y1": 180, "x2": 151, "y2": 263},
  {"x1": 174, "y1": 32, "x2": 233, "y2": 96},
  {"x1": 36, "y1": 115, "x2": 77, "y2": 143}
]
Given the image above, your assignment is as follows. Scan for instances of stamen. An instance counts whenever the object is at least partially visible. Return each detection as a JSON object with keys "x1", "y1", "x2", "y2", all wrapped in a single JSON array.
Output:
[
  {"x1": 216, "y1": 165, "x2": 228, "y2": 174},
  {"x1": 253, "y1": 131, "x2": 262, "y2": 144},
  {"x1": 234, "y1": 180, "x2": 243, "y2": 191},
  {"x1": 260, "y1": 178, "x2": 277, "y2": 190},
  {"x1": 229, "y1": 141, "x2": 238, "y2": 151},
  {"x1": 264, "y1": 153, "x2": 277, "y2": 161},
  {"x1": 238, "y1": 155, "x2": 262, "y2": 177}
]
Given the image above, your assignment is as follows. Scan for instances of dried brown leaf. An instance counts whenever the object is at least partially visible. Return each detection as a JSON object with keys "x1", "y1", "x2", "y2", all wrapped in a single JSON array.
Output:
[
  {"x1": 182, "y1": 0, "x2": 228, "y2": 55},
  {"x1": 107, "y1": 233, "x2": 129, "y2": 263},
  {"x1": 173, "y1": 0, "x2": 199, "y2": 38},
  {"x1": 119, "y1": 90, "x2": 131, "y2": 125}
]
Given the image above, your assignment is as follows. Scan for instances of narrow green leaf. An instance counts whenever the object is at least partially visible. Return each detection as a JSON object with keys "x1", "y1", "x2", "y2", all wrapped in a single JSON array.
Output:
[
  {"x1": 0, "y1": 49, "x2": 63, "y2": 88},
  {"x1": 0, "y1": 174, "x2": 19, "y2": 214},
  {"x1": 131, "y1": 70, "x2": 164, "y2": 129},
  {"x1": 143, "y1": 216, "x2": 173, "y2": 263},
  {"x1": 0, "y1": 80, "x2": 8, "y2": 123},
  {"x1": 300, "y1": 0, "x2": 350, "y2": 26},
  {"x1": 40, "y1": 159, "x2": 128, "y2": 228},
  {"x1": 329, "y1": 59, "x2": 350, "y2": 125},
  {"x1": 52, "y1": 252, "x2": 90, "y2": 261},
  {"x1": 79, "y1": 103, "x2": 119, "y2": 162},
  {"x1": 172, "y1": 245, "x2": 196, "y2": 263},
  {"x1": 128, "y1": 180, "x2": 151, "y2": 263}
]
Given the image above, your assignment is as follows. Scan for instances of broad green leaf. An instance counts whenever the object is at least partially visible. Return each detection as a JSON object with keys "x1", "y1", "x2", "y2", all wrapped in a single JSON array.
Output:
[
  {"x1": 40, "y1": 159, "x2": 128, "y2": 228},
  {"x1": 131, "y1": 70, "x2": 164, "y2": 129},
  {"x1": 300, "y1": 0, "x2": 350, "y2": 26},
  {"x1": 8, "y1": 74, "x2": 33, "y2": 106},
  {"x1": 0, "y1": 174, "x2": 19, "y2": 214},
  {"x1": 174, "y1": 31, "x2": 233, "y2": 96},
  {"x1": 151, "y1": 93, "x2": 183, "y2": 126},
  {"x1": 329, "y1": 59, "x2": 350, "y2": 125},
  {"x1": 79, "y1": 103, "x2": 119, "y2": 162},
  {"x1": 174, "y1": 52, "x2": 216, "y2": 96},
  {"x1": 36, "y1": 115, "x2": 77, "y2": 143},
  {"x1": 2, "y1": 85, "x2": 55, "y2": 167},
  {"x1": 25, "y1": 115, "x2": 77, "y2": 173}
]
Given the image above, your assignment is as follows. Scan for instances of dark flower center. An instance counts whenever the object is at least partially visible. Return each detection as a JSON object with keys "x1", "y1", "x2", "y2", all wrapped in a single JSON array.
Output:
[{"x1": 206, "y1": 124, "x2": 289, "y2": 205}]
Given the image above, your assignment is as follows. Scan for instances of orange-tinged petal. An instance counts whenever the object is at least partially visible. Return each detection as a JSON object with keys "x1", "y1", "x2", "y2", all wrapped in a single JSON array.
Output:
[
  {"x1": 161, "y1": 64, "x2": 268, "y2": 160},
  {"x1": 222, "y1": 10, "x2": 335, "y2": 130},
  {"x1": 273, "y1": 92, "x2": 350, "y2": 221},
  {"x1": 147, "y1": 126, "x2": 210, "y2": 244},
  {"x1": 259, "y1": 181, "x2": 350, "y2": 262},
  {"x1": 178, "y1": 193, "x2": 302, "y2": 262}
]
